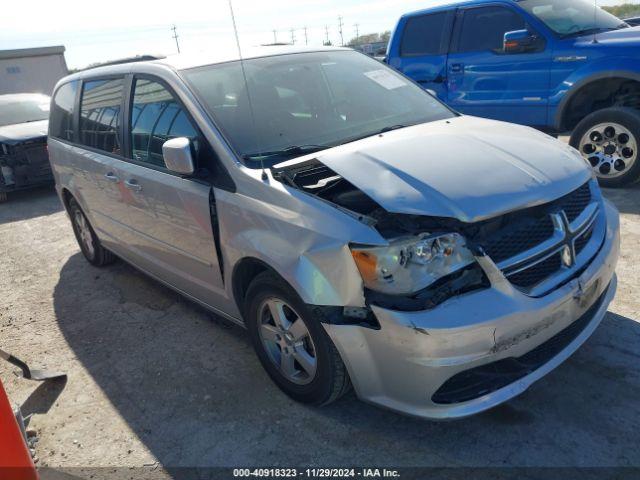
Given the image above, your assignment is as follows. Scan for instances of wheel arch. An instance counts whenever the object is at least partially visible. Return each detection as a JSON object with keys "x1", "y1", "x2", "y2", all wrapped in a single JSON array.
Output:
[{"x1": 555, "y1": 71, "x2": 640, "y2": 132}]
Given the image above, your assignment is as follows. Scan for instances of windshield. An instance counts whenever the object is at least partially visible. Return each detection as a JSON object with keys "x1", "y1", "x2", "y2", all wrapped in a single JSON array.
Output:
[
  {"x1": 0, "y1": 95, "x2": 50, "y2": 127},
  {"x1": 519, "y1": 0, "x2": 627, "y2": 36},
  {"x1": 182, "y1": 50, "x2": 455, "y2": 166}
]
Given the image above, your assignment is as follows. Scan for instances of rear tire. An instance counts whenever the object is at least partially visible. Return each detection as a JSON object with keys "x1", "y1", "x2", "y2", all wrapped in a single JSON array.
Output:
[
  {"x1": 68, "y1": 197, "x2": 116, "y2": 267},
  {"x1": 244, "y1": 271, "x2": 351, "y2": 405},
  {"x1": 570, "y1": 107, "x2": 640, "y2": 188}
]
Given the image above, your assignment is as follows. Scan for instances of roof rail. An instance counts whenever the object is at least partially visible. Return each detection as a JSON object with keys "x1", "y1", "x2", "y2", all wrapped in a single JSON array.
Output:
[{"x1": 81, "y1": 54, "x2": 166, "y2": 71}]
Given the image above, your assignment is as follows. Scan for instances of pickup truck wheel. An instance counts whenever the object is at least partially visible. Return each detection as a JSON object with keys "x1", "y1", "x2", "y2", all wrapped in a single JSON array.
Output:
[
  {"x1": 244, "y1": 271, "x2": 351, "y2": 405},
  {"x1": 570, "y1": 107, "x2": 640, "y2": 187},
  {"x1": 68, "y1": 198, "x2": 116, "y2": 267}
]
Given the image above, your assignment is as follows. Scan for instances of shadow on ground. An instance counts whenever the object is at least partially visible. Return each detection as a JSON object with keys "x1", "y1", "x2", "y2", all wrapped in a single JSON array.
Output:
[
  {"x1": 52, "y1": 250, "x2": 640, "y2": 467},
  {"x1": 0, "y1": 186, "x2": 62, "y2": 224},
  {"x1": 603, "y1": 183, "x2": 640, "y2": 215}
]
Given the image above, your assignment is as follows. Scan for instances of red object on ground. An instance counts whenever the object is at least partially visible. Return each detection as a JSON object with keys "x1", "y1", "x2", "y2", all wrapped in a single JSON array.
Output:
[{"x1": 0, "y1": 379, "x2": 38, "y2": 480}]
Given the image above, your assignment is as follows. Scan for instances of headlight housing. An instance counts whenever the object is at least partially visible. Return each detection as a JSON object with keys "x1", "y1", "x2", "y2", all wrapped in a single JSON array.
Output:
[{"x1": 351, "y1": 233, "x2": 475, "y2": 295}]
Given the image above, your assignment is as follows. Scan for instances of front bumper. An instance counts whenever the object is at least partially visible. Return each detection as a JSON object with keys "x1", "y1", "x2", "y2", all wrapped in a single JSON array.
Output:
[{"x1": 324, "y1": 200, "x2": 620, "y2": 419}]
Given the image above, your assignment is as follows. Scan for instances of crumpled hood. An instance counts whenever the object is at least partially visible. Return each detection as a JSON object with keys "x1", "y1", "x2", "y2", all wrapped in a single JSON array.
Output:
[
  {"x1": 0, "y1": 120, "x2": 48, "y2": 145},
  {"x1": 314, "y1": 116, "x2": 592, "y2": 223}
]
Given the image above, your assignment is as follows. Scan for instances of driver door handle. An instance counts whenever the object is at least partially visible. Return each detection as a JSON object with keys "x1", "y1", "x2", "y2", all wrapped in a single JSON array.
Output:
[{"x1": 124, "y1": 179, "x2": 142, "y2": 192}]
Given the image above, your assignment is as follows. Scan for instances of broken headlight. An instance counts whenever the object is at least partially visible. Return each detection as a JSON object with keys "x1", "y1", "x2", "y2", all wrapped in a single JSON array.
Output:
[{"x1": 351, "y1": 233, "x2": 475, "y2": 295}]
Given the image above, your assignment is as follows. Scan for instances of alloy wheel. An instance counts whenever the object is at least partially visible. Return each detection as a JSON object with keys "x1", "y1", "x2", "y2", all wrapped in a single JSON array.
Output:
[
  {"x1": 579, "y1": 122, "x2": 637, "y2": 179},
  {"x1": 258, "y1": 298, "x2": 317, "y2": 385},
  {"x1": 74, "y1": 210, "x2": 95, "y2": 259}
]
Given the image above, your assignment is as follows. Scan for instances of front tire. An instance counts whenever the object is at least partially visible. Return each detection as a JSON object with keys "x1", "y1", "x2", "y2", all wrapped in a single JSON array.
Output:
[
  {"x1": 68, "y1": 197, "x2": 116, "y2": 267},
  {"x1": 570, "y1": 107, "x2": 640, "y2": 187},
  {"x1": 244, "y1": 271, "x2": 351, "y2": 405}
]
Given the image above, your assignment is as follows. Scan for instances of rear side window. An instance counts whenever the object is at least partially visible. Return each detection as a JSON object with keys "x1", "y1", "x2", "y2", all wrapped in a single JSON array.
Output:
[
  {"x1": 401, "y1": 12, "x2": 449, "y2": 56},
  {"x1": 79, "y1": 78, "x2": 124, "y2": 155},
  {"x1": 457, "y1": 6, "x2": 526, "y2": 53},
  {"x1": 50, "y1": 81, "x2": 78, "y2": 141},
  {"x1": 130, "y1": 79, "x2": 200, "y2": 168}
]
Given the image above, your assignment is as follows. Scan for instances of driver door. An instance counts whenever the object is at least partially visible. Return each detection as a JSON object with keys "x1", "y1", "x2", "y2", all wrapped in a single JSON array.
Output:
[{"x1": 447, "y1": 4, "x2": 551, "y2": 127}]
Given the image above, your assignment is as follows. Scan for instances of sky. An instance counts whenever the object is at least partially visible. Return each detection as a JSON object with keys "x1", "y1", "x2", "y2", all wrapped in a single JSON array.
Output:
[{"x1": 0, "y1": 0, "x2": 634, "y2": 69}]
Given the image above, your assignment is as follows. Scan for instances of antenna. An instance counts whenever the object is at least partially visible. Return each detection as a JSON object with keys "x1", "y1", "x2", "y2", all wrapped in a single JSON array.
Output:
[
  {"x1": 171, "y1": 24, "x2": 181, "y2": 54},
  {"x1": 593, "y1": 0, "x2": 599, "y2": 44},
  {"x1": 227, "y1": 0, "x2": 268, "y2": 181}
]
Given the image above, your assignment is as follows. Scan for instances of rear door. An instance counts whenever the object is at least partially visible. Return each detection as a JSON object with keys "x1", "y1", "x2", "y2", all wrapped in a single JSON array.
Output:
[
  {"x1": 72, "y1": 77, "x2": 134, "y2": 254},
  {"x1": 387, "y1": 9, "x2": 455, "y2": 100},
  {"x1": 446, "y1": 4, "x2": 551, "y2": 127},
  {"x1": 114, "y1": 76, "x2": 226, "y2": 306}
]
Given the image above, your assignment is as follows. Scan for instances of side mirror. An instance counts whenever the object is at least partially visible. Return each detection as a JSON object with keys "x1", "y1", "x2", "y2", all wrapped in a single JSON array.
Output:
[
  {"x1": 162, "y1": 137, "x2": 195, "y2": 175},
  {"x1": 503, "y1": 30, "x2": 539, "y2": 54}
]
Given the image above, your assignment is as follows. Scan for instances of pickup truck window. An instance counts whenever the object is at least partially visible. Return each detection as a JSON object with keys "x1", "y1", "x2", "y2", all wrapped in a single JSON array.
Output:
[
  {"x1": 518, "y1": 0, "x2": 625, "y2": 36},
  {"x1": 457, "y1": 6, "x2": 525, "y2": 53},
  {"x1": 401, "y1": 12, "x2": 449, "y2": 56}
]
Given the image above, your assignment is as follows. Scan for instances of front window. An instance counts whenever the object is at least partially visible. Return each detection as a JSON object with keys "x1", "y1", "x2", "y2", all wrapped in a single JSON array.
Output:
[
  {"x1": 182, "y1": 50, "x2": 455, "y2": 167},
  {"x1": 0, "y1": 95, "x2": 50, "y2": 127},
  {"x1": 518, "y1": 0, "x2": 627, "y2": 36}
]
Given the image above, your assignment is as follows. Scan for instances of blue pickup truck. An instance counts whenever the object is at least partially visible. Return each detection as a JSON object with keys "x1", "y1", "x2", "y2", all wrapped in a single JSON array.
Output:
[{"x1": 387, "y1": 0, "x2": 640, "y2": 187}]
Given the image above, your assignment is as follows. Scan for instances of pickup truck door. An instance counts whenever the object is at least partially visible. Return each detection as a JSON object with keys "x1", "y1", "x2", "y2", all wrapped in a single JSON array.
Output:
[
  {"x1": 446, "y1": 4, "x2": 551, "y2": 127},
  {"x1": 387, "y1": 10, "x2": 455, "y2": 100}
]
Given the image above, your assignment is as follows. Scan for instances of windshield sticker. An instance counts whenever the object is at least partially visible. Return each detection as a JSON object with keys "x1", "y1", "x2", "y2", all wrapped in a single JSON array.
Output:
[{"x1": 364, "y1": 70, "x2": 407, "y2": 90}]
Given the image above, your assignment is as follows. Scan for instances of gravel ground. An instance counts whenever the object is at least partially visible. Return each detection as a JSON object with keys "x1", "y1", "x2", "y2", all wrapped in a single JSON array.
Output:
[{"x1": 0, "y1": 184, "x2": 639, "y2": 472}]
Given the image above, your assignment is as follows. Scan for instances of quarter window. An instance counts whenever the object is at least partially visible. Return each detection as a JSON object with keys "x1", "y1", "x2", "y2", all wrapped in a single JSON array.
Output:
[
  {"x1": 457, "y1": 6, "x2": 526, "y2": 53},
  {"x1": 401, "y1": 12, "x2": 450, "y2": 56},
  {"x1": 79, "y1": 78, "x2": 124, "y2": 154},
  {"x1": 130, "y1": 79, "x2": 199, "y2": 168},
  {"x1": 50, "y1": 81, "x2": 78, "y2": 141}
]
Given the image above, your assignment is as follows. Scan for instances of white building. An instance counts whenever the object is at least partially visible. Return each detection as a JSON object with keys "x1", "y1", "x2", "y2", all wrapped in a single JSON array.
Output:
[{"x1": 0, "y1": 46, "x2": 68, "y2": 95}]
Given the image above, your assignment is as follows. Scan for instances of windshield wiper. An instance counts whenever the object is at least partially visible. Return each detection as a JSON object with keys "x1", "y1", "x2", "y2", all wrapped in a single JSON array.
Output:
[
  {"x1": 242, "y1": 144, "x2": 330, "y2": 162},
  {"x1": 378, "y1": 124, "x2": 408, "y2": 133}
]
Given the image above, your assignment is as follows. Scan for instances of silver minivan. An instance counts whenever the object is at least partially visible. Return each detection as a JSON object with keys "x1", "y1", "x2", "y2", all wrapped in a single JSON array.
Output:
[{"x1": 48, "y1": 47, "x2": 620, "y2": 419}]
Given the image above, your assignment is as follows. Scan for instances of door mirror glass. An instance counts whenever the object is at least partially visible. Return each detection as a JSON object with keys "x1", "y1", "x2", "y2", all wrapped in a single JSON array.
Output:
[
  {"x1": 503, "y1": 30, "x2": 540, "y2": 54},
  {"x1": 162, "y1": 137, "x2": 195, "y2": 175}
]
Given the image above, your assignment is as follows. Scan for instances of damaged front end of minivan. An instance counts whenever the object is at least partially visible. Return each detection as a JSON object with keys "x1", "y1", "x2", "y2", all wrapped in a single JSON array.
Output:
[{"x1": 268, "y1": 130, "x2": 619, "y2": 419}]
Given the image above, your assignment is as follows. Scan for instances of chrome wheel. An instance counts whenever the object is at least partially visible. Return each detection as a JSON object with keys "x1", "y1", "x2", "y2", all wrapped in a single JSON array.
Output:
[
  {"x1": 74, "y1": 210, "x2": 95, "y2": 259},
  {"x1": 258, "y1": 298, "x2": 317, "y2": 385},
  {"x1": 579, "y1": 122, "x2": 637, "y2": 179}
]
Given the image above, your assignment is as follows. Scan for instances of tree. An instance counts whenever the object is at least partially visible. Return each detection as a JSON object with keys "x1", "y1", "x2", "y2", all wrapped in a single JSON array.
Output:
[
  {"x1": 347, "y1": 30, "x2": 391, "y2": 47},
  {"x1": 603, "y1": 4, "x2": 640, "y2": 19}
]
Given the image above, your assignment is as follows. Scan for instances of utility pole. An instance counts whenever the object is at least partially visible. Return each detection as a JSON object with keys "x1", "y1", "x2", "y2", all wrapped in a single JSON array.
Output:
[
  {"x1": 273, "y1": 29, "x2": 278, "y2": 44},
  {"x1": 354, "y1": 23, "x2": 360, "y2": 43},
  {"x1": 338, "y1": 16, "x2": 344, "y2": 46},
  {"x1": 304, "y1": 26, "x2": 309, "y2": 45},
  {"x1": 290, "y1": 28, "x2": 296, "y2": 45},
  {"x1": 171, "y1": 24, "x2": 180, "y2": 54},
  {"x1": 324, "y1": 25, "x2": 330, "y2": 45}
]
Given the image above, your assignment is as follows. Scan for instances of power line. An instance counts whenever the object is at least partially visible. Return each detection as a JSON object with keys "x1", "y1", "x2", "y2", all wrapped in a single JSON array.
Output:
[
  {"x1": 338, "y1": 16, "x2": 344, "y2": 46},
  {"x1": 171, "y1": 24, "x2": 180, "y2": 54}
]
